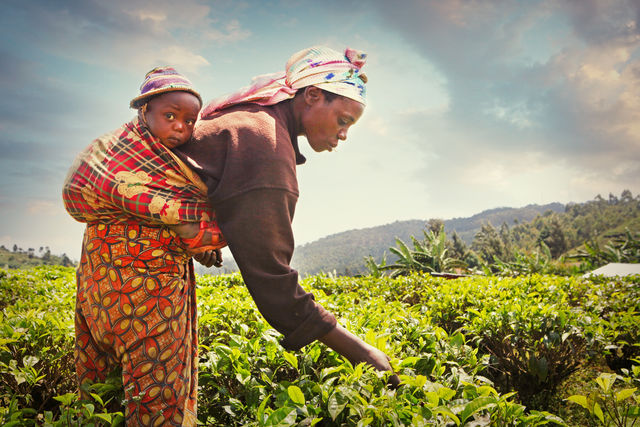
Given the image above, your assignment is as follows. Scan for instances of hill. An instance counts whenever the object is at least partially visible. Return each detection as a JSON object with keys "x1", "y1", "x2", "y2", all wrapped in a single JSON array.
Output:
[
  {"x1": 0, "y1": 246, "x2": 74, "y2": 269},
  {"x1": 444, "y1": 203, "x2": 564, "y2": 244},
  {"x1": 291, "y1": 203, "x2": 564, "y2": 276}
]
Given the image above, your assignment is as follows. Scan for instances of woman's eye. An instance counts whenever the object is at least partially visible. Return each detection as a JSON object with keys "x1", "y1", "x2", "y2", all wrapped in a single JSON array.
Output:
[{"x1": 338, "y1": 119, "x2": 347, "y2": 126}]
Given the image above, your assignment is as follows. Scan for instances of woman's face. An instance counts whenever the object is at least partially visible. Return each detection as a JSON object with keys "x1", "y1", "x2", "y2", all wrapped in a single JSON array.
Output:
[
  {"x1": 301, "y1": 89, "x2": 365, "y2": 153},
  {"x1": 144, "y1": 91, "x2": 201, "y2": 149}
]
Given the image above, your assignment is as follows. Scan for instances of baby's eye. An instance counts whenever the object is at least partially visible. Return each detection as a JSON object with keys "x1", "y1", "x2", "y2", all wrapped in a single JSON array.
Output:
[
  {"x1": 186, "y1": 119, "x2": 195, "y2": 126},
  {"x1": 165, "y1": 113, "x2": 176, "y2": 120}
]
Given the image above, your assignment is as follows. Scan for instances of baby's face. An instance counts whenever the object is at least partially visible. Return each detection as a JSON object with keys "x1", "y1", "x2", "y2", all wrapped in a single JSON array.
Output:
[{"x1": 144, "y1": 91, "x2": 201, "y2": 149}]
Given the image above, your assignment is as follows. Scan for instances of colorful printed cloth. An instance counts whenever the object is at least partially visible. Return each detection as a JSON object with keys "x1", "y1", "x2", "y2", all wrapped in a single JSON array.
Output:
[
  {"x1": 62, "y1": 117, "x2": 221, "y2": 235},
  {"x1": 200, "y1": 46, "x2": 367, "y2": 118},
  {"x1": 75, "y1": 223, "x2": 198, "y2": 426}
]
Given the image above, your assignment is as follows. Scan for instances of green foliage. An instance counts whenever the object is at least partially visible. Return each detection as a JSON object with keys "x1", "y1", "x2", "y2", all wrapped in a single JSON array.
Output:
[
  {"x1": 568, "y1": 228, "x2": 640, "y2": 269},
  {"x1": 579, "y1": 275, "x2": 640, "y2": 373},
  {"x1": 363, "y1": 253, "x2": 386, "y2": 278},
  {"x1": 459, "y1": 276, "x2": 589, "y2": 407},
  {"x1": 568, "y1": 366, "x2": 640, "y2": 427},
  {"x1": 0, "y1": 267, "x2": 76, "y2": 416},
  {"x1": 3, "y1": 266, "x2": 640, "y2": 425},
  {"x1": 380, "y1": 229, "x2": 467, "y2": 277},
  {"x1": 0, "y1": 246, "x2": 75, "y2": 269},
  {"x1": 491, "y1": 242, "x2": 554, "y2": 276},
  {"x1": 292, "y1": 203, "x2": 564, "y2": 276},
  {"x1": 290, "y1": 192, "x2": 638, "y2": 276}
]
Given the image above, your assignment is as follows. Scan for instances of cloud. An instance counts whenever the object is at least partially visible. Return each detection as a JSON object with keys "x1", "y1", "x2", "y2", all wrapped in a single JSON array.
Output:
[
  {"x1": 0, "y1": 51, "x2": 82, "y2": 132},
  {"x1": 369, "y1": 0, "x2": 639, "y2": 191},
  {"x1": 27, "y1": 200, "x2": 59, "y2": 215},
  {"x1": 2, "y1": 0, "x2": 250, "y2": 73},
  {"x1": 562, "y1": 0, "x2": 639, "y2": 44},
  {"x1": 202, "y1": 19, "x2": 251, "y2": 43}
]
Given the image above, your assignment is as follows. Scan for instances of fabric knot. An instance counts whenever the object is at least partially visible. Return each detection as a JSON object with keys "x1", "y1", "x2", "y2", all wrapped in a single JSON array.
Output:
[{"x1": 345, "y1": 48, "x2": 367, "y2": 69}]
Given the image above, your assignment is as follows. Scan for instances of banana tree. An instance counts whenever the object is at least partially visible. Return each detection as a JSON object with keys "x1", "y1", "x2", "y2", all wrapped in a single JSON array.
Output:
[{"x1": 380, "y1": 229, "x2": 466, "y2": 278}]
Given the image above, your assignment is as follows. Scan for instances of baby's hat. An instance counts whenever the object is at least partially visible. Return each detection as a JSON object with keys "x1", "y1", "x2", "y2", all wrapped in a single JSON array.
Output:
[{"x1": 130, "y1": 66, "x2": 202, "y2": 108}]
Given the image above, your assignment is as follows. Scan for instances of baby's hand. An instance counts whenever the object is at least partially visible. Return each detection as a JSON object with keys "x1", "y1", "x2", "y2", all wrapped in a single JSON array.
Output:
[
  {"x1": 194, "y1": 249, "x2": 223, "y2": 268},
  {"x1": 170, "y1": 223, "x2": 200, "y2": 239}
]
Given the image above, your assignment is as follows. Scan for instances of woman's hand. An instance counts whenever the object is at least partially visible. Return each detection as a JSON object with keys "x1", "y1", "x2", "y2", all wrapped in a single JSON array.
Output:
[
  {"x1": 319, "y1": 324, "x2": 400, "y2": 388},
  {"x1": 194, "y1": 249, "x2": 223, "y2": 268}
]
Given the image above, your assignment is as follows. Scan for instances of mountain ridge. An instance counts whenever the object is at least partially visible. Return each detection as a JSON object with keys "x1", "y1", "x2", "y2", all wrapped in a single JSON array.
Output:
[{"x1": 290, "y1": 202, "x2": 565, "y2": 276}]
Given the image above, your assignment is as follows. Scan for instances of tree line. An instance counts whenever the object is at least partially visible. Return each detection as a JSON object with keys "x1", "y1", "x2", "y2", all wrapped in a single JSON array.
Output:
[
  {"x1": 0, "y1": 245, "x2": 74, "y2": 269},
  {"x1": 370, "y1": 190, "x2": 640, "y2": 277}
]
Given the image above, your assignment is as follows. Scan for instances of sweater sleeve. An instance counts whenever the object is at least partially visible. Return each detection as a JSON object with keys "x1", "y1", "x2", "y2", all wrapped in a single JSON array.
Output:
[{"x1": 214, "y1": 187, "x2": 337, "y2": 351}]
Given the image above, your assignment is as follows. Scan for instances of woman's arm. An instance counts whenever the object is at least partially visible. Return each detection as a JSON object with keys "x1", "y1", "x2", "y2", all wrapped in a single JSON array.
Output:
[
  {"x1": 214, "y1": 188, "x2": 398, "y2": 384},
  {"x1": 319, "y1": 324, "x2": 400, "y2": 387}
]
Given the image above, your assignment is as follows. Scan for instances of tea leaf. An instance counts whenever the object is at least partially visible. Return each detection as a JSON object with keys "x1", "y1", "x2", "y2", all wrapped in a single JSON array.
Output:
[
  {"x1": 93, "y1": 413, "x2": 112, "y2": 423},
  {"x1": 434, "y1": 406, "x2": 461, "y2": 425},
  {"x1": 287, "y1": 385, "x2": 305, "y2": 406},
  {"x1": 53, "y1": 393, "x2": 77, "y2": 406},
  {"x1": 596, "y1": 373, "x2": 616, "y2": 393},
  {"x1": 257, "y1": 395, "x2": 270, "y2": 423},
  {"x1": 459, "y1": 396, "x2": 496, "y2": 423},
  {"x1": 616, "y1": 388, "x2": 637, "y2": 402},
  {"x1": 567, "y1": 395, "x2": 589, "y2": 410},
  {"x1": 593, "y1": 402, "x2": 604, "y2": 423},
  {"x1": 282, "y1": 351, "x2": 298, "y2": 370},
  {"x1": 328, "y1": 391, "x2": 348, "y2": 420},
  {"x1": 264, "y1": 407, "x2": 297, "y2": 426},
  {"x1": 626, "y1": 406, "x2": 640, "y2": 418}
]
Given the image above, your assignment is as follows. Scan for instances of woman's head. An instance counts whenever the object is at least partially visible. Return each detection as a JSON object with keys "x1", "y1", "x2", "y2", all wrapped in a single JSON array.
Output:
[
  {"x1": 294, "y1": 86, "x2": 364, "y2": 153},
  {"x1": 200, "y1": 46, "x2": 368, "y2": 117}
]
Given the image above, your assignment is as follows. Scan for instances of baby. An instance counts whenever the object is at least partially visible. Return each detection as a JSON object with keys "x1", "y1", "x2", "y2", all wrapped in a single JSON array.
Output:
[
  {"x1": 62, "y1": 67, "x2": 225, "y2": 424},
  {"x1": 64, "y1": 66, "x2": 224, "y2": 262}
]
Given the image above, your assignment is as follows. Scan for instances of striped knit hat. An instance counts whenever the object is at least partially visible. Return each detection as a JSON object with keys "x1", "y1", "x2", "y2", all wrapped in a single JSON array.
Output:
[{"x1": 130, "y1": 66, "x2": 202, "y2": 109}]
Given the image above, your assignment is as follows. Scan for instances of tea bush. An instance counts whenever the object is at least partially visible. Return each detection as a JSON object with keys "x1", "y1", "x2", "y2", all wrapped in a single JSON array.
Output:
[{"x1": 1, "y1": 266, "x2": 638, "y2": 425}]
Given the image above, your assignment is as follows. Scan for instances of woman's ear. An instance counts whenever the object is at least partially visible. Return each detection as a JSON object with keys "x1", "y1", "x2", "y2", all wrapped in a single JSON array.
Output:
[{"x1": 303, "y1": 86, "x2": 323, "y2": 106}]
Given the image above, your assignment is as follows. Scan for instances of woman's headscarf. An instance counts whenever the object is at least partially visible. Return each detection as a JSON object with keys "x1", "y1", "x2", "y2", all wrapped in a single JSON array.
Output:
[{"x1": 200, "y1": 46, "x2": 367, "y2": 118}]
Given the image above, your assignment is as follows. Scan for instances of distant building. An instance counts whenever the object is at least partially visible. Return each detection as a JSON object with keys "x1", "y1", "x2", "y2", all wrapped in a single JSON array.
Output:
[{"x1": 583, "y1": 263, "x2": 640, "y2": 278}]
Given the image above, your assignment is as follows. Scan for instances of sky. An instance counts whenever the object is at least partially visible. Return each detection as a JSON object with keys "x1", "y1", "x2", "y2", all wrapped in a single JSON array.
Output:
[{"x1": 1, "y1": 0, "x2": 639, "y2": 261}]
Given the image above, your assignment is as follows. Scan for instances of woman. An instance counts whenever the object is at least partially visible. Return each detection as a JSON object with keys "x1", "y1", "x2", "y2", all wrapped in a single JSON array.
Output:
[{"x1": 175, "y1": 46, "x2": 398, "y2": 384}]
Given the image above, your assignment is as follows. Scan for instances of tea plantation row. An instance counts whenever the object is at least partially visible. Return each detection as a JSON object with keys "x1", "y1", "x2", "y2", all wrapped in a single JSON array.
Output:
[{"x1": 1, "y1": 266, "x2": 638, "y2": 426}]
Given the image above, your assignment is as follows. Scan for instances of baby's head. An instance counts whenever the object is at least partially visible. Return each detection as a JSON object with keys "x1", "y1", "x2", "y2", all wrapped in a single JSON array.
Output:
[{"x1": 130, "y1": 67, "x2": 202, "y2": 148}]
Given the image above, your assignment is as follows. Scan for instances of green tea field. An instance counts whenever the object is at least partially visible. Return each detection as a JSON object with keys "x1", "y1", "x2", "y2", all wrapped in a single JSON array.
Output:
[{"x1": 1, "y1": 267, "x2": 638, "y2": 426}]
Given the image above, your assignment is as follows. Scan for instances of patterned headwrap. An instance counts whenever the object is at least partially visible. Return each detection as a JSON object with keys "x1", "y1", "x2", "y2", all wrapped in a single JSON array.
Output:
[
  {"x1": 130, "y1": 66, "x2": 202, "y2": 109},
  {"x1": 200, "y1": 46, "x2": 367, "y2": 118}
]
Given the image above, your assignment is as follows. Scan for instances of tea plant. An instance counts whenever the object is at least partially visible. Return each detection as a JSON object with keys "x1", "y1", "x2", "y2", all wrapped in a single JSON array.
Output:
[
  {"x1": 2, "y1": 266, "x2": 639, "y2": 425},
  {"x1": 568, "y1": 365, "x2": 640, "y2": 426}
]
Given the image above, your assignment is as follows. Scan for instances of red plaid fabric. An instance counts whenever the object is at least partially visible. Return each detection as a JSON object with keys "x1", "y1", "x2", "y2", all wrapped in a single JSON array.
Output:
[{"x1": 63, "y1": 118, "x2": 217, "y2": 228}]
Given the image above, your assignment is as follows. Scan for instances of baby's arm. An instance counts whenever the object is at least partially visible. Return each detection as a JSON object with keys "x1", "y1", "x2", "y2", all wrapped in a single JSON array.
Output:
[
  {"x1": 169, "y1": 222, "x2": 225, "y2": 267},
  {"x1": 170, "y1": 223, "x2": 200, "y2": 240}
]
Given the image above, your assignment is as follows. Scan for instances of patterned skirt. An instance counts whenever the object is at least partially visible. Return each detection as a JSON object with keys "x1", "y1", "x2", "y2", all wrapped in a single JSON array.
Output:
[{"x1": 75, "y1": 222, "x2": 199, "y2": 426}]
